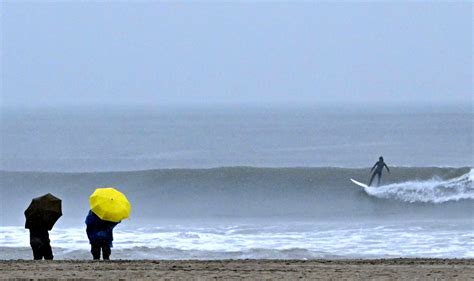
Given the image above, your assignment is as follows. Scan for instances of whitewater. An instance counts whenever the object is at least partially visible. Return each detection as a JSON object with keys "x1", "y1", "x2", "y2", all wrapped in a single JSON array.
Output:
[
  {"x1": 1, "y1": 220, "x2": 473, "y2": 260},
  {"x1": 364, "y1": 169, "x2": 474, "y2": 203}
]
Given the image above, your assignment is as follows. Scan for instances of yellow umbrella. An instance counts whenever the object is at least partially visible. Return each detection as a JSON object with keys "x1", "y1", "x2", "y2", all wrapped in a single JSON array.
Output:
[{"x1": 89, "y1": 187, "x2": 131, "y2": 222}]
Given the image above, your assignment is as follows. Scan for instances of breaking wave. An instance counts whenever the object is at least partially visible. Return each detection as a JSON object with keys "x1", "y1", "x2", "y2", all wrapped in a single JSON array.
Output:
[
  {"x1": 1, "y1": 166, "x2": 472, "y2": 226},
  {"x1": 365, "y1": 169, "x2": 474, "y2": 203}
]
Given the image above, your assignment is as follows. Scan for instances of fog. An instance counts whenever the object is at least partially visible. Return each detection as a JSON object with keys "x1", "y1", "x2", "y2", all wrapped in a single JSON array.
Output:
[{"x1": 1, "y1": 2, "x2": 471, "y2": 108}]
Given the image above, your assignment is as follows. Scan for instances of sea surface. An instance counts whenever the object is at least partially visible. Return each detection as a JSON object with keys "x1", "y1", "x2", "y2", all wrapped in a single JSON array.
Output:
[{"x1": 0, "y1": 106, "x2": 472, "y2": 259}]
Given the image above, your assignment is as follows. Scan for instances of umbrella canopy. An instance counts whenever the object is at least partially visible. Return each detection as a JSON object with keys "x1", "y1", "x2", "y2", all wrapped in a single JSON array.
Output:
[
  {"x1": 89, "y1": 187, "x2": 131, "y2": 223},
  {"x1": 25, "y1": 193, "x2": 62, "y2": 230}
]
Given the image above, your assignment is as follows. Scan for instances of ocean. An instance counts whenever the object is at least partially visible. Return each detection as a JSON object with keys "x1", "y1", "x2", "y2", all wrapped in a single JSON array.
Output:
[{"x1": 0, "y1": 106, "x2": 472, "y2": 259}]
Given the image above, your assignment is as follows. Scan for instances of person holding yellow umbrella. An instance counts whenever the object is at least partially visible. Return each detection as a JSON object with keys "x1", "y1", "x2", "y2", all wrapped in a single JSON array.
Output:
[{"x1": 85, "y1": 187, "x2": 131, "y2": 260}]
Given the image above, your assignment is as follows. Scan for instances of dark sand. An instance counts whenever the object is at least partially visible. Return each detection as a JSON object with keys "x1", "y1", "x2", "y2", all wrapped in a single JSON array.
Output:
[{"x1": 1, "y1": 259, "x2": 473, "y2": 280}]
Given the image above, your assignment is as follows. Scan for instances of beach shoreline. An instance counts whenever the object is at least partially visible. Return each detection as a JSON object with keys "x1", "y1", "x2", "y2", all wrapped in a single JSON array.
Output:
[{"x1": 1, "y1": 259, "x2": 473, "y2": 280}]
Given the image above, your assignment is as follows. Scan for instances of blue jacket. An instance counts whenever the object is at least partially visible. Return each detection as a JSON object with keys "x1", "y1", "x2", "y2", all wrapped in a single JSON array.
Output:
[{"x1": 85, "y1": 210, "x2": 119, "y2": 247}]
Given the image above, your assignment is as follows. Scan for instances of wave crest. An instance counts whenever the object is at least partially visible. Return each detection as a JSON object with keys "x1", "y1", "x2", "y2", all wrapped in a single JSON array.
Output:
[{"x1": 364, "y1": 169, "x2": 473, "y2": 203}]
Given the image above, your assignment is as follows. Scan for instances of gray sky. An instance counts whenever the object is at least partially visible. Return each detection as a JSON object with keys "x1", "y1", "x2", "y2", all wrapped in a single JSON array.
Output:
[{"x1": 1, "y1": 1, "x2": 472, "y2": 107}]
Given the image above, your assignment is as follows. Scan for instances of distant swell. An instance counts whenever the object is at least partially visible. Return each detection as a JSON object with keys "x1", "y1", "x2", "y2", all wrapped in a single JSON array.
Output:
[{"x1": 364, "y1": 169, "x2": 473, "y2": 203}]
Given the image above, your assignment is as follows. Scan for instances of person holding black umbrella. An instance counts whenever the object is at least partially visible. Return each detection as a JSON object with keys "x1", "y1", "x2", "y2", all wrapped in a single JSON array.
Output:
[
  {"x1": 24, "y1": 193, "x2": 62, "y2": 260},
  {"x1": 29, "y1": 226, "x2": 53, "y2": 260}
]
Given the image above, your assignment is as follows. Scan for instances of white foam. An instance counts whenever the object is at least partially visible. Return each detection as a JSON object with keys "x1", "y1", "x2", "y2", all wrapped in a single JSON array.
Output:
[
  {"x1": 364, "y1": 169, "x2": 474, "y2": 203},
  {"x1": 1, "y1": 221, "x2": 473, "y2": 259}
]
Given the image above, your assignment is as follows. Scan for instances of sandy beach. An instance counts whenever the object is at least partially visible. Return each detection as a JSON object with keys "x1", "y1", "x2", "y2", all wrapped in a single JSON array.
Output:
[{"x1": 1, "y1": 259, "x2": 473, "y2": 280}]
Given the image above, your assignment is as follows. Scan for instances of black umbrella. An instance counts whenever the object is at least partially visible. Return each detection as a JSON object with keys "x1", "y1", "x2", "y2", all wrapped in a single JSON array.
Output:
[{"x1": 25, "y1": 193, "x2": 62, "y2": 230}]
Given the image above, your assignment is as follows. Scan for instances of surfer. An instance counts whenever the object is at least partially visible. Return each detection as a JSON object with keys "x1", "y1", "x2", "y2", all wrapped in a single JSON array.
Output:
[{"x1": 369, "y1": 156, "x2": 390, "y2": 186}]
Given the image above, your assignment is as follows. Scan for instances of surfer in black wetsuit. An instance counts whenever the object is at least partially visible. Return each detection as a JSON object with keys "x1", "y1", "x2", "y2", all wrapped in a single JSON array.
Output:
[{"x1": 369, "y1": 156, "x2": 390, "y2": 186}]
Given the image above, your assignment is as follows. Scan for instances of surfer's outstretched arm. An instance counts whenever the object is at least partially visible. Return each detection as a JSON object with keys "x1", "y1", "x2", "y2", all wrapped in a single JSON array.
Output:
[
  {"x1": 384, "y1": 163, "x2": 390, "y2": 173},
  {"x1": 370, "y1": 162, "x2": 377, "y2": 172}
]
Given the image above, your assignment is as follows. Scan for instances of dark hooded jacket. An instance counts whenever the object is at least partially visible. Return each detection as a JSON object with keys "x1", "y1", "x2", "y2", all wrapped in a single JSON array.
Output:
[{"x1": 85, "y1": 210, "x2": 119, "y2": 247}]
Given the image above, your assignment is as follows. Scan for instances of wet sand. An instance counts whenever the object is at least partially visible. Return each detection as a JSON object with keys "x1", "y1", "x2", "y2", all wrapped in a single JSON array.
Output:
[{"x1": 1, "y1": 259, "x2": 473, "y2": 280}]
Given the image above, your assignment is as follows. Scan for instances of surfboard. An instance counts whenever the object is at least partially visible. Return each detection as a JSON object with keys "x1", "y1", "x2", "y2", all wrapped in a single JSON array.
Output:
[{"x1": 350, "y1": 178, "x2": 369, "y2": 188}]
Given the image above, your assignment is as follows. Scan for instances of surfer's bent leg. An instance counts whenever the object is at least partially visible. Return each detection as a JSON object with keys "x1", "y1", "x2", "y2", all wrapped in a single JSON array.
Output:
[{"x1": 377, "y1": 172, "x2": 381, "y2": 187}]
